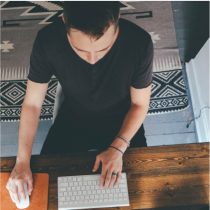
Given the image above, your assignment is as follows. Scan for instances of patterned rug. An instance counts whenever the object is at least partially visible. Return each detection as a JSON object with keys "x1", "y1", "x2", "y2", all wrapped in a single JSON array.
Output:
[
  {"x1": 0, "y1": 69, "x2": 189, "y2": 122},
  {"x1": 1, "y1": 1, "x2": 182, "y2": 81},
  {"x1": 1, "y1": 1, "x2": 188, "y2": 122}
]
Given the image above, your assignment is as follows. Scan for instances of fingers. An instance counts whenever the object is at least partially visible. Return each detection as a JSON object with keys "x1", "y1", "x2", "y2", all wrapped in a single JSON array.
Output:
[
  {"x1": 12, "y1": 187, "x2": 20, "y2": 203},
  {"x1": 92, "y1": 156, "x2": 100, "y2": 172},
  {"x1": 102, "y1": 166, "x2": 121, "y2": 188},
  {"x1": 114, "y1": 171, "x2": 122, "y2": 187},
  {"x1": 6, "y1": 162, "x2": 33, "y2": 205},
  {"x1": 16, "y1": 181, "x2": 26, "y2": 200},
  {"x1": 27, "y1": 178, "x2": 33, "y2": 196},
  {"x1": 108, "y1": 171, "x2": 118, "y2": 188},
  {"x1": 7, "y1": 182, "x2": 16, "y2": 203},
  {"x1": 96, "y1": 150, "x2": 123, "y2": 188},
  {"x1": 8, "y1": 190, "x2": 16, "y2": 203},
  {"x1": 6, "y1": 180, "x2": 19, "y2": 203},
  {"x1": 104, "y1": 169, "x2": 113, "y2": 188},
  {"x1": 100, "y1": 162, "x2": 122, "y2": 188},
  {"x1": 6, "y1": 178, "x2": 31, "y2": 203},
  {"x1": 100, "y1": 164, "x2": 107, "y2": 188}
]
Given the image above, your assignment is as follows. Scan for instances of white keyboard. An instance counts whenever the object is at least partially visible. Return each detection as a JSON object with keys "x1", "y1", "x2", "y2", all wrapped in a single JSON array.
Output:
[{"x1": 57, "y1": 173, "x2": 130, "y2": 210}]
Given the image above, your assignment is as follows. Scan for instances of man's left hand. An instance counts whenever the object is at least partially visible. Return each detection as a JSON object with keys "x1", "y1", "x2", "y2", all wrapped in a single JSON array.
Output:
[{"x1": 92, "y1": 146, "x2": 123, "y2": 188}]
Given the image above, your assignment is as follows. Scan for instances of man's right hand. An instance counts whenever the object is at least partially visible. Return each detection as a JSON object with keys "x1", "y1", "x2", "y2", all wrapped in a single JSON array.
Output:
[{"x1": 6, "y1": 162, "x2": 33, "y2": 203}]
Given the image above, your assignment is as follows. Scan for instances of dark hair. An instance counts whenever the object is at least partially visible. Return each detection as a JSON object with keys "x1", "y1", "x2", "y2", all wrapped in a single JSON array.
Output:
[{"x1": 62, "y1": 1, "x2": 120, "y2": 39}]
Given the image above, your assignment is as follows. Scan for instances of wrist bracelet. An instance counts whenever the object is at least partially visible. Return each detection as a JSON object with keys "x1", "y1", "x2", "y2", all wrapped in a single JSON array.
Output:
[
  {"x1": 108, "y1": 145, "x2": 124, "y2": 155},
  {"x1": 116, "y1": 135, "x2": 130, "y2": 147}
]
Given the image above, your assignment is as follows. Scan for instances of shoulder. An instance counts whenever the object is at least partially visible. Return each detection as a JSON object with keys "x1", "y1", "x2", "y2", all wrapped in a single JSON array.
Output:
[
  {"x1": 35, "y1": 17, "x2": 65, "y2": 47},
  {"x1": 119, "y1": 18, "x2": 153, "y2": 63},
  {"x1": 119, "y1": 18, "x2": 152, "y2": 42}
]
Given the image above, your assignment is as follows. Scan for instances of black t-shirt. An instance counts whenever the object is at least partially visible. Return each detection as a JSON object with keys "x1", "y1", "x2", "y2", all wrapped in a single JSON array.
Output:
[{"x1": 28, "y1": 17, "x2": 154, "y2": 123}]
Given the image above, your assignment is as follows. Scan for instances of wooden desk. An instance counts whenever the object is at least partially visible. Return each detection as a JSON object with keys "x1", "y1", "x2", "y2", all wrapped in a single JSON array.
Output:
[{"x1": 1, "y1": 143, "x2": 209, "y2": 210}]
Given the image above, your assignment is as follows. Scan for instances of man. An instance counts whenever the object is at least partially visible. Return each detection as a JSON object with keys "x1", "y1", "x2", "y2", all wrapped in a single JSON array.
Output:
[{"x1": 6, "y1": 2, "x2": 153, "y2": 203}]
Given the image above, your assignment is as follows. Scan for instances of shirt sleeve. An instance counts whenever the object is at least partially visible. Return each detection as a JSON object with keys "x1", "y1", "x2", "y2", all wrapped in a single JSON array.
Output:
[
  {"x1": 27, "y1": 32, "x2": 53, "y2": 83},
  {"x1": 131, "y1": 35, "x2": 154, "y2": 89}
]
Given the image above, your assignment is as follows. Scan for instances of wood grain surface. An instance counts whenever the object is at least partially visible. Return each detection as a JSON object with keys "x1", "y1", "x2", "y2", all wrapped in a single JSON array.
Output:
[{"x1": 1, "y1": 143, "x2": 209, "y2": 210}]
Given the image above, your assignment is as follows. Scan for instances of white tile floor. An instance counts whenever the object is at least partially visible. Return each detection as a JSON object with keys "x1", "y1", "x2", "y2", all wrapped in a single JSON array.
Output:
[{"x1": 144, "y1": 105, "x2": 197, "y2": 146}]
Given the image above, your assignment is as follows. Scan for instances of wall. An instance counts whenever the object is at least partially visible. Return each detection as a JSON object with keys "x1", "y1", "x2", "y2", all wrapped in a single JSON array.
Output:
[{"x1": 186, "y1": 38, "x2": 210, "y2": 142}]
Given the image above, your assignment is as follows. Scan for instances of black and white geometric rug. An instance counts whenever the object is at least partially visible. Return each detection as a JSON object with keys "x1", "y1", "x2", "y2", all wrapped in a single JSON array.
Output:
[
  {"x1": 0, "y1": 69, "x2": 189, "y2": 122},
  {"x1": 150, "y1": 69, "x2": 188, "y2": 114},
  {"x1": 0, "y1": 79, "x2": 58, "y2": 122}
]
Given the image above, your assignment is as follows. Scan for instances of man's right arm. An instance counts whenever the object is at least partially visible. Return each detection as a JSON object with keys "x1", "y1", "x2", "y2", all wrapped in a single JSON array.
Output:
[
  {"x1": 17, "y1": 80, "x2": 48, "y2": 163},
  {"x1": 6, "y1": 79, "x2": 48, "y2": 203}
]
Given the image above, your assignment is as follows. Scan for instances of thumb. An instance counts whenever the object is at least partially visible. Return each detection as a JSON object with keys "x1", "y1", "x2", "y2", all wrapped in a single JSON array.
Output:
[{"x1": 92, "y1": 156, "x2": 100, "y2": 172}]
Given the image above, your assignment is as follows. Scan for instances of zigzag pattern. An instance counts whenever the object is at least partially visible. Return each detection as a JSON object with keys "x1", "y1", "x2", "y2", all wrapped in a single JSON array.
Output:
[
  {"x1": 0, "y1": 1, "x2": 63, "y2": 24},
  {"x1": 0, "y1": 1, "x2": 135, "y2": 25},
  {"x1": 150, "y1": 69, "x2": 188, "y2": 114},
  {"x1": 0, "y1": 79, "x2": 58, "y2": 121}
]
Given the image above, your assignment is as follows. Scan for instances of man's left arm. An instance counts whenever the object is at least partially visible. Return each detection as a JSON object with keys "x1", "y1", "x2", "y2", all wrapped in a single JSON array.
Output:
[
  {"x1": 111, "y1": 35, "x2": 154, "y2": 151},
  {"x1": 110, "y1": 84, "x2": 151, "y2": 152},
  {"x1": 92, "y1": 85, "x2": 152, "y2": 188}
]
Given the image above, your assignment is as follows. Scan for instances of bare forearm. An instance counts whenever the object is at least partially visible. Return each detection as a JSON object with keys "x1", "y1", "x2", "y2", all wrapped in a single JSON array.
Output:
[
  {"x1": 16, "y1": 104, "x2": 41, "y2": 164},
  {"x1": 118, "y1": 104, "x2": 148, "y2": 140},
  {"x1": 111, "y1": 104, "x2": 149, "y2": 151}
]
